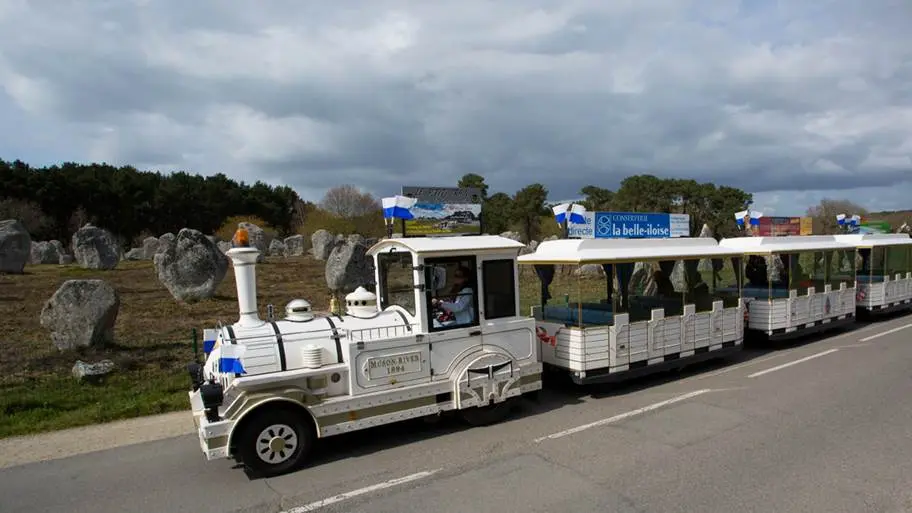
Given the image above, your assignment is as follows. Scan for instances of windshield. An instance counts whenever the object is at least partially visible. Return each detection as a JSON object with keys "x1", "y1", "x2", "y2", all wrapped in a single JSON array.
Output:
[{"x1": 377, "y1": 251, "x2": 416, "y2": 315}]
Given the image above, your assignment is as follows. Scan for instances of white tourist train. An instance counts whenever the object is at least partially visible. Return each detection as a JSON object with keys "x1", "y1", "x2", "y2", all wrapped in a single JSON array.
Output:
[
  {"x1": 833, "y1": 233, "x2": 912, "y2": 315},
  {"x1": 717, "y1": 235, "x2": 858, "y2": 339},
  {"x1": 515, "y1": 237, "x2": 746, "y2": 384},
  {"x1": 187, "y1": 229, "x2": 542, "y2": 477},
  {"x1": 186, "y1": 225, "x2": 911, "y2": 477}
]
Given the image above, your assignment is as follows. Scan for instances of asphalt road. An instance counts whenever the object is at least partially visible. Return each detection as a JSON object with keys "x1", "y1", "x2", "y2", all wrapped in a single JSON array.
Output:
[{"x1": 3, "y1": 312, "x2": 912, "y2": 513}]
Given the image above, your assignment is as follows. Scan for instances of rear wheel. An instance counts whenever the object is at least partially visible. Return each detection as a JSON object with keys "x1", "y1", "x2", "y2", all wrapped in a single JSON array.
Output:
[{"x1": 236, "y1": 407, "x2": 314, "y2": 477}]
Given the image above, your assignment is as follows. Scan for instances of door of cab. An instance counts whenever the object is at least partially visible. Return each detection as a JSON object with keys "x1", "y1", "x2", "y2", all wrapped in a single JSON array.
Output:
[{"x1": 422, "y1": 258, "x2": 484, "y2": 381}]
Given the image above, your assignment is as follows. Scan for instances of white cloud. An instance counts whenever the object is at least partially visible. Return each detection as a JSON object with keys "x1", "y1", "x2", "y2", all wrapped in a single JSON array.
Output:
[{"x1": 0, "y1": 0, "x2": 908, "y2": 213}]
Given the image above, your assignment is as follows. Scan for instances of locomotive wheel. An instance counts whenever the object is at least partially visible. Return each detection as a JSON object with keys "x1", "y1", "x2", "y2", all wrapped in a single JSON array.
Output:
[
  {"x1": 236, "y1": 407, "x2": 313, "y2": 477},
  {"x1": 459, "y1": 398, "x2": 514, "y2": 427}
]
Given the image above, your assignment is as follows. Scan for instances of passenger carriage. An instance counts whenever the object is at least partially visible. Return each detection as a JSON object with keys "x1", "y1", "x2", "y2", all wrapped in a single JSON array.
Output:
[
  {"x1": 717, "y1": 235, "x2": 857, "y2": 339},
  {"x1": 516, "y1": 237, "x2": 746, "y2": 385},
  {"x1": 834, "y1": 233, "x2": 912, "y2": 315},
  {"x1": 186, "y1": 230, "x2": 541, "y2": 477}
]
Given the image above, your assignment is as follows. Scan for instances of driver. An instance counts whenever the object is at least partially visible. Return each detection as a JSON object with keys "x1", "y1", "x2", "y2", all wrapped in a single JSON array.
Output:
[{"x1": 432, "y1": 266, "x2": 475, "y2": 325}]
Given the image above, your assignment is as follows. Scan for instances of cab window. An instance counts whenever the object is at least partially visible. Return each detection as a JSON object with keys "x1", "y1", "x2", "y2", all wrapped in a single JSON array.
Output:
[
  {"x1": 378, "y1": 251, "x2": 415, "y2": 316},
  {"x1": 425, "y1": 256, "x2": 479, "y2": 331},
  {"x1": 482, "y1": 259, "x2": 517, "y2": 319}
]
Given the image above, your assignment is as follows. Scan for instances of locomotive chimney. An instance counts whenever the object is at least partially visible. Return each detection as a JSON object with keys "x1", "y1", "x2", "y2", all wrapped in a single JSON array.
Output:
[{"x1": 227, "y1": 227, "x2": 263, "y2": 328}]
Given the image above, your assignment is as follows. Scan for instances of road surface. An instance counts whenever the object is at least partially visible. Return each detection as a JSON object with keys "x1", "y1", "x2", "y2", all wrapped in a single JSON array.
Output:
[{"x1": 3, "y1": 312, "x2": 912, "y2": 513}]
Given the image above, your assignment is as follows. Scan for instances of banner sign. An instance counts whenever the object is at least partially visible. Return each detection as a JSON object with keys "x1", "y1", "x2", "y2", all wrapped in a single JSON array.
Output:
[
  {"x1": 568, "y1": 211, "x2": 690, "y2": 239},
  {"x1": 755, "y1": 216, "x2": 813, "y2": 236},
  {"x1": 400, "y1": 186, "x2": 482, "y2": 237}
]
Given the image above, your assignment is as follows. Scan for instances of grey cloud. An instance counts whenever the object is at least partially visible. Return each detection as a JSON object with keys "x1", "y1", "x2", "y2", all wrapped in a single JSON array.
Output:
[{"x1": 0, "y1": 0, "x2": 910, "y2": 207}]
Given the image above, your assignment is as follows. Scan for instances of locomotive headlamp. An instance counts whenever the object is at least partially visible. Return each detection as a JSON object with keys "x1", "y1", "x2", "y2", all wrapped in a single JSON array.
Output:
[{"x1": 199, "y1": 381, "x2": 224, "y2": 422}]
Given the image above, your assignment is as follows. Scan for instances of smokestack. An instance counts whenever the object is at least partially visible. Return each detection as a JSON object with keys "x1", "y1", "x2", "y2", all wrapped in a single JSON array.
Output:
[{"x1": 227, "y1": 245, "x2": 263, "y2": 328}]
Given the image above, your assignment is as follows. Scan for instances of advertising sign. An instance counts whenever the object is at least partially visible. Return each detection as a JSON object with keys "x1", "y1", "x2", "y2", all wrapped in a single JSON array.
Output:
[
  {"x1": 400, "y1": 186, "x2": 482, "y2": 237},
  {"x1": 568, "y1": 212, "x2": 690, "y2": 238},
  {"x1": 755, "y1": 216, "x2": 813, "y2": 236}
]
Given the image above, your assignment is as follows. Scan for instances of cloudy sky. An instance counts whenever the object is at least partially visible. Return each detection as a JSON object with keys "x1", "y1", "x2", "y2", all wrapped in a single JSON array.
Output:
[{"x1": 1, "y1": 0, "x2": 910, "y2": 216}]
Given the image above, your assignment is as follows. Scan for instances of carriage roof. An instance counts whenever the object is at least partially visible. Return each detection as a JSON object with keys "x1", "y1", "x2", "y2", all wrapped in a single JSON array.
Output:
[
  {"x1": 516, "y1": 237, "x2": 743, "y2": 264},
  {"x1": 366, "y1": 235, "x2": 526, "y2": 257},
  {"x1": 833, "y1": 233, "x2": 912, "y2": 248},
  {"x1": 718, "y1": 235, "x2": 853, "y2": 253}
]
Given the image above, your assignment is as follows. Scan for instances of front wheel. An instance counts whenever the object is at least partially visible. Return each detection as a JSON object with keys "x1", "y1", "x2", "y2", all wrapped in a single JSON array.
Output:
[{"x1": 236, "y1": 408, "x2": 314, "y2": 477}]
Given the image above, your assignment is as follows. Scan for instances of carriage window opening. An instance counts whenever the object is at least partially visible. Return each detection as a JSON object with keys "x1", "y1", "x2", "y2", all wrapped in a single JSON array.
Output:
[
  {"x1": 377, "y1": 251, "x2": 415, "y2": 316},
  {"x1": 482, "y1": 259, "x2": 517, "y2": 319}
]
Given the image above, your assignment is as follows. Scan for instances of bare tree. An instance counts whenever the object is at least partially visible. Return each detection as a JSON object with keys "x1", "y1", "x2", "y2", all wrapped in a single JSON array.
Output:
[
  {"x1": 806, "y1": 198, "x2": 868, "y2": 234},
  {"x1": 318, "y1": 185, "x2": 381, "y2": 218}
]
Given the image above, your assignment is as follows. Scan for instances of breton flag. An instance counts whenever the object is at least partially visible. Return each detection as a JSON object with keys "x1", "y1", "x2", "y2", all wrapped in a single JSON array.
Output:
[
  {"x1": 734, "y1": 210, "x2": 748, "y2": 225},
  {"x1": 553, "y1": 203, "x2": 570, "y2": 224},
  {"x1": 382, "y1": 195, "x2": 418, "y2": 220},
  {"x1": 568, "y1": 204, "x2": 587, "y2": 224}
]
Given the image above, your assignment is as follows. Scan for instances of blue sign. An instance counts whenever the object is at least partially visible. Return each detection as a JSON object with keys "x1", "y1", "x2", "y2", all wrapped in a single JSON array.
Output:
[{"x1": 593, "y1": 212, "x2": 690, "y2": 238}]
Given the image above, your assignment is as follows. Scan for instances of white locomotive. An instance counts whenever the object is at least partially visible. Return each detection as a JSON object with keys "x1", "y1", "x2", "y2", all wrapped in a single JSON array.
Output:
[{"x1": 187, "y1": 229, "x2": 542, "y2": 476}]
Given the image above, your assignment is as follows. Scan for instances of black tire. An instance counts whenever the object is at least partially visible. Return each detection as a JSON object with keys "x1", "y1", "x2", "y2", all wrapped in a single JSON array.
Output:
[
  {"x1": 236, "y1": 407, "x2": 314, "y2": 477},
  {"x1": 459, "y1": 399, "x2": 514, "y2": 427}
]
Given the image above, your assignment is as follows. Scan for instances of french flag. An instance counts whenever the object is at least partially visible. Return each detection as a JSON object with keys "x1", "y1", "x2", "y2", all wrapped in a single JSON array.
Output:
[
  {"x1": 749, "y1": 211, "x2": 763, "y2": 226},
  {"x1": 553, "y1": 203, "x2": 570, "y2": 224},
  {"x1": 218, "y1": 343, "x2": 247, "y2": 374},
  {"x1": 382, "y1": 195, "x2": 418, "y2": 220},
  {"x1": 568, "y1": 204, "x2": 587, "y2": 225}
]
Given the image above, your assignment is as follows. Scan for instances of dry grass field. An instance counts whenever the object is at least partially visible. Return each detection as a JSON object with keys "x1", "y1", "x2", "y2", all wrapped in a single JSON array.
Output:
[
  {"x1": 0, "y1": 253, "x2": 604, "y2": 439},
  {"x1": 0, "y1": 256, "x2": 333, "y2": 438}
]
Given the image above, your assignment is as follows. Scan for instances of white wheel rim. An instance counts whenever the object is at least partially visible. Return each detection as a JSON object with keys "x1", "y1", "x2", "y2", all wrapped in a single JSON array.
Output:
[{"x1": 255, "y1": 424, "x2": 298, "y2": 464}]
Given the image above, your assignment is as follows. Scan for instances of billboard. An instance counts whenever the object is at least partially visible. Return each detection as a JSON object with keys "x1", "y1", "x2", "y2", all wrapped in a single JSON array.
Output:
[
  {"x1": 400, "y1": 186, "x2": 483, "y2": 237},
  {"x1": 568, "y1": 211, "x2": 690, "y2": 239},
  {"x1": 755, "y1": 216, "x2": 813, "y2": 236}
]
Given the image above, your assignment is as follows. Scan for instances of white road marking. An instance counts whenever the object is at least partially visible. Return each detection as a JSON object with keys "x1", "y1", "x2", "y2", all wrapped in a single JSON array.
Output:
[
  {"x1": 747, "y1": 348, "x2": 839, "y2": 378},
  {"x1": 859, "y1": 323, "x2": 912, "y2": 342},
  {"x1": 534, "y1": 389, "x2": 712, "y2": 442},
  {"x1": 281, "y1": 469, "x2": 441, "y2": 512},
  {"x1": 678, "y1": 351, "x2": 788, "y2": 383}
]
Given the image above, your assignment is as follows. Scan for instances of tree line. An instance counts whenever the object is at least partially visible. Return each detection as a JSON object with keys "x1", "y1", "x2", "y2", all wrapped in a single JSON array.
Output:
[{"x1": 1, "y1": 158, "x2": 904, "y2": 248}]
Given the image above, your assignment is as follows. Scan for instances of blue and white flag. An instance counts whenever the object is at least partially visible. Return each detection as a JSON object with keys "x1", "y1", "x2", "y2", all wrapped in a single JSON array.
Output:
[
  {"x1": 568, "y1": 203, "x2": 587, "y2": 224},
  {"x1": 218, "y1": 343, "x2": 247, "y2": 374},
  {"x1": 734, "y1": 210, "x2": 748, "y2": 225},
  {"x1": 202, "y1": 328, "x2": 218, "y2": 354},
  {"x1": 836, "y1": 213, "x2": 846, "y2": 225},
  {"x1": 382, "y1": 195, "x2": 417, "y2": 220},
  {"x1": 552, "y1": 203, "x2": 570, "y2": 224},
  {"x1": 848, "y1": 214, "x2": 860, "y2": 226},
  {"x1": 749, "y1": 211, "x2": 763, "y2": 226}
]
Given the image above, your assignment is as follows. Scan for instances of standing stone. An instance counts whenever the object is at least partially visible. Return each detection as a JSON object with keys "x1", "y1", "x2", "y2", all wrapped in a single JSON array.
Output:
[
  {"x1": 312, "y1": 229, "x2": 335, "y2": 260},
  {"x1": 217, "y1": 241, "x2": 232, "y2": 254},
  {"x1": 237, "y1": 222, "x2": 267, "y2": 263},
  {"x1": 268, "y1": 238, "x2": 286, "y2": 257},
  {"x1": 31, "y1": 241, "x2": 61, "y2": 264},
  {"x1": 125, "y1": 248, "x2": 144, "y2": 260},
  {"x1": 284, "y1": 234, "x2": 307, "y2": 257},
  {"x1": 325, "y1": 238, "x2": 375, "y2": 294},
  {"x1": 142, "y1": 236, "x2": 159, "y2": 259},
  {"x1": 157, "y1": 233, "x2": 175, "y2": 254},
  {"x1": 500, "y1": 231, "x2": 523, "y2": 242},
  {"x1": 72, "y1": 224, "x2": 120, "y2": 270},
  {"x1": 697, "y1": 224, "x2": 714, "y2": 271},
  {"x1": 40, "y1": 279, "x2": 120, "y2": 350},
  {"x1": 0, "y1": 219, "x2": 31, "y2": 273},
  {"x1": 154, "y1": 228, "x2": 229, "y2": 303}
]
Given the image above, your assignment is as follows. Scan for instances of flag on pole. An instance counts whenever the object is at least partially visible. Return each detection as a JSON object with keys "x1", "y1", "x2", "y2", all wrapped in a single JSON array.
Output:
[
  {"x1": 734, "y1": 210, "x2": 748, "y2": 226},
  {"x1": 382, "y1": 195, "x2": 417, "y2": 220},
  {"x1": 749, "y1": 211, "x2": 763, "y2": 226},
  {"x1": 836, "y1": 213, "x2": 846, "y2": 225},
  {"x1": 552, "y1": 203, "x2": 570, "y2": 224},
  {"x1": 568, "y1": 203, "x2": 587, "y2": 224},
  {"x1": 218, "y1": 343, "x2": 247, "y2": 374}
]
